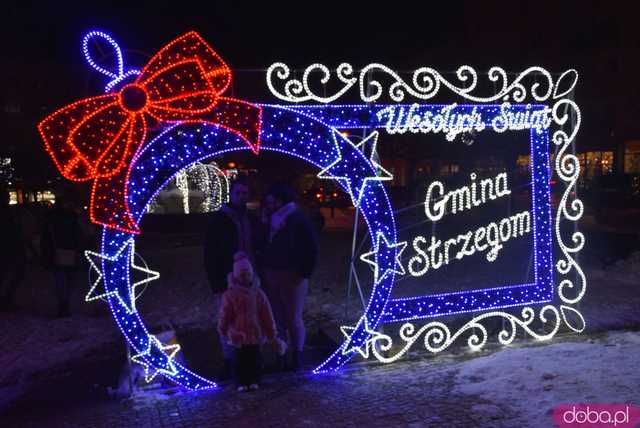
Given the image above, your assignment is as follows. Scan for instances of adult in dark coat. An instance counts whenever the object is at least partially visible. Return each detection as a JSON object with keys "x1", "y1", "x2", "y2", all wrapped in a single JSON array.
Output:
[
  {"x1": 0, "y1": 187, "x2": 26, "y2": 311},
  {"x1": 262, "y1": 183, "x2": 318, "y2": 371},
  {"x1": 40, "y1": 196, "x2": 81, "y2": 317},
  {"x1": 204, "y1": 178, "x2": 259, "y2": 292},
  {"x1": 203, "y1": 178, "x2": 258, "y2": 377}
]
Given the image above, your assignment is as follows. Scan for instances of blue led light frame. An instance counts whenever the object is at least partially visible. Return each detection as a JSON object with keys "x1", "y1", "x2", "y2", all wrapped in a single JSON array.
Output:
[
  {"x1": 283, "y1": 104, "x2": 553, "y2": 323},
  {"x1": 50, "y1": 31, "x2": 585, "y2": 390},
  {"x1": 100, "y1": 105, "x2": 398, "y2": 386},
  {"x1": 98, "y1": 102, "x2": 553, "y2": 387}
]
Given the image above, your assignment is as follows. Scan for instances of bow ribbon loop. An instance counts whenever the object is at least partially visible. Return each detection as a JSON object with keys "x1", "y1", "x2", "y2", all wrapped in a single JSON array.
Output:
[{"x1": 38, "y1": 31, "x2": 262, "y2": 234}]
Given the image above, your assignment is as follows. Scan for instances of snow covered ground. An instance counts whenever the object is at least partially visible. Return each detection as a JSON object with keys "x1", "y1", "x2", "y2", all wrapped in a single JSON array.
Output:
[
  {"x1": 1, "y1": 229, "x2": 639, "y2": 416},
  {"x1": 453, "y1": 330, "x2": 640, "y2": 427}
]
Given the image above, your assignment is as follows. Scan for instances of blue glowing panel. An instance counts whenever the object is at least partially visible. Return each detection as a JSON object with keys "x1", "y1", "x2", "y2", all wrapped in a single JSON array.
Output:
[
  {"x1": 101, "y1": 105, "x2": 399, "y2": 382},
  {"x1": 284, "y1": 104, "x2": 554, "y2": 322},
  {"x1": 98, "y1": 102, "x2": 553, "y2": 386}
]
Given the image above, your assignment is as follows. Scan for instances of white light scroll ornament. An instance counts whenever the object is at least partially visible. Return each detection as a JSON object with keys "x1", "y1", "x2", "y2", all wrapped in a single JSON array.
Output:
[
  {"x1": 267, "y1": 63, "x2": 557, "y2": 104},
  {"x1": 285, "y1": 64, "x2": 584, "y2": 363}
]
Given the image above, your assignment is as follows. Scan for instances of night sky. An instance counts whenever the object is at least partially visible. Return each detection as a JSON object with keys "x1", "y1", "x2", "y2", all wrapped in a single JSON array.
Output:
[
  {"x1": 1, "y1": 1, "x2": 637, "y2": 180},
  {"x1": 2, "y1": 2, "x2": 628, "y2": 67}
]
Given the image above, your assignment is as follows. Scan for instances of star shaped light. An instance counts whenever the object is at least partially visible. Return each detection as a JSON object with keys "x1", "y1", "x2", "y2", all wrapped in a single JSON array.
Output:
[
  {"x1": 318, "y1": 130, "x2": 392, "y2": 207},
  {"x1": 340, "y1": 317, "x2": 385, "y2": 359},
  {"x1": 85, "y1": 239, "x2": 159, "y2": 313},
  {"x1": 360, "y1": 232, "x2": 407, "y2": 285},
  {"x1": 131, "y1": 335, "x2": 181, "y2": 383}
]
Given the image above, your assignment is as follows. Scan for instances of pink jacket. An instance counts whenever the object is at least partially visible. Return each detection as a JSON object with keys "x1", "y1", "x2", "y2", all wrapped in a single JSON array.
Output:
[{"x1": 217, "y1": 274, "x2": 278, "y2": 347}]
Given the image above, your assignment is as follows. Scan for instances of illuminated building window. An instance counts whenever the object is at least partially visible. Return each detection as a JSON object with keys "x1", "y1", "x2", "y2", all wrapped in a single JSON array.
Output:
[
  {"x1": 577, "y1": 151, "x2": 614, "y2": 179},
  {"x1": 601, "y1": 152, "x2": 613, "y2": 175},
  {"x1": 439, "y1": 163, "x2": 460, "y2": 175},
  {"x1": 517, "y1": 155, "x2": 530, "y2": 171},
  {"x1": 577, "y1": 153, "x2": 585, "y2": 176},
  {"x1": 624, "y1": 141, "x2": 640, "y2": 174},
  {"x1": 36, "y1": 191, "x2": 56, "y2": 203}
]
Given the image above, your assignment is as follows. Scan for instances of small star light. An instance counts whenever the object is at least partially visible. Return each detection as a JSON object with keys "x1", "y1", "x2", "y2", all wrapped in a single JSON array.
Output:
[
  {"x1": 340, "y1": 317, "x2": 385, "y2": 359},
  {"x1": 85, "y1": 239, "x2": 159, "y2": 312},
  {"x1": 131, "y1": 335, "x2": 181, "y2": 383},
  {"x1": 318, "y1": 130, "x2": 392, "y2": 207},
  {"x1": 360, "y1": 232, "x2": 407, "y2": 284}
]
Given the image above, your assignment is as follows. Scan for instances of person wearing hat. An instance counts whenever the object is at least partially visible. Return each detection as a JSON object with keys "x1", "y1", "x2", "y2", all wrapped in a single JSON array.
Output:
[
  {"x1": 217, "y1": 252, "x2": 286, "y2": 391},
  {"x1": 204, "y1": 177, "x2": 261, "y2": 378}
]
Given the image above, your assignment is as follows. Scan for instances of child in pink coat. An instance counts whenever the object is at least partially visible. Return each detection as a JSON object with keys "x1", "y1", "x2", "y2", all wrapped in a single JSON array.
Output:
[{"x1": 217, "y1": 252, "x2": 286, "y2": 391}]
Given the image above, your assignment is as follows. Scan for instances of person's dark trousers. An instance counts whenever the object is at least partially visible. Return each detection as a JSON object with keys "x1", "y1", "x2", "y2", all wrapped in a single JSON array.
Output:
[
  {"x1": 0, "y1": 258, "x2": 26, "y2": 309},
  {"x1": 235, "y1": 345, "x2": 261, "y2": 386},
  {"x1": 54, "y1": 268, "x2": 75, "y2": 317}
]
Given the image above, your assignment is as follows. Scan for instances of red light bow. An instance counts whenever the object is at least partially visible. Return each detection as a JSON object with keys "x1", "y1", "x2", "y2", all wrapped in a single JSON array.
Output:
[{"x1": 38, "y1": 31, "x2": 262, "y2": 233}]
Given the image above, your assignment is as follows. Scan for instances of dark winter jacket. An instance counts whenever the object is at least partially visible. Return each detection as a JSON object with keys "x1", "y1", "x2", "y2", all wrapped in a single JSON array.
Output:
[
  {"x1": 263, "y1": 209, "x2": 318, "y2": 278},
  {"x1": 40, "y1": 206, "x2": 81, "y2": 270},
  {"x1": 203, "y1": 205, "x2": 259, "y2": 293},
  {"x1": 0, "y1": 206, "x2": 22, "y2": 265}
]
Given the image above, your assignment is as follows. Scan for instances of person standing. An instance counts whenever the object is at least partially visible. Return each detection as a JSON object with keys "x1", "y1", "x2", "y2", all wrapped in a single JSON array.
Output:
[
  {"x1": 217, "y1": 252, "x2": 286, "y2": 391},
  {"x1": 0, "y1": 187, "x2": 26, "y2": 311},
  {"x1": 262, "y1": 183, "x2": 318, "y2": 371},
  {"x1": 40, "y1": 194, "x2": 81, "y2": 318},
  {"x1": 204, "y1": 177, "x2": 258, "y2": 378}
]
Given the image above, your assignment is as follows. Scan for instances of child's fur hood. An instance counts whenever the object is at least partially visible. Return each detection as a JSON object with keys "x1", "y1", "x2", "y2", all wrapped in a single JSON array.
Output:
[{"x1": 226, "y1": 272, "x2": 261, "y2": 290}]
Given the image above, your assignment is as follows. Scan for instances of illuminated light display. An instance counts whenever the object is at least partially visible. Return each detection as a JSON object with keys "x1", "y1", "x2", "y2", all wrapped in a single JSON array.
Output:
[
  {"x1": 38, "y1": 30, "x2": 584, "y2": 387},
  {"x1": 118, "y1": 105, "x2": 400, "y2": 379},
  {"x1": 174, "y1": 169, "x2": 190, "y2": 214},
  {"x1": 131, "y1": 335, "x2": 182, "y2": 383},
  {"x1": 359, "y1": 232, "x2": 407, "y2": 284},
  {"x1": 187, "y1": 162, "x2": 229, "y2": 212},
  {"x1": 318, "y1": 130, "x2": 392, "y2": 207},
  {"x1": 148, "y1": 161, "x2": 228, "y2": 214},
  {"x1": 267, "y1": 63, "x2": 557, "y2": 103},
  {"x1": 38, "y1": 31, "x2": 262, "y2": 234},
  {"x1": 348, "y1": 306, "x2": 562, "y2": 364},
  {"x1": 407, "y1": 209, "x2": 531, "y2": 275},
  {"x1": 423, "y1": 172, "x2": 512, "y2": 221},
  {"x1": 375, "y1": 102, "x2": 552, "y2": 140},
  {"x1": 81, "y1": 31, "x2": 141, "y2": 92},
  {"x1": 267, "y1": 72, "x2": 583, "y2": 364},
  {"x1": 339, "y1": 317, "x2": 385, "y2": 359},
  {"x1": 84, "y1": 239, "x2": 159, "y2": 312}
]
